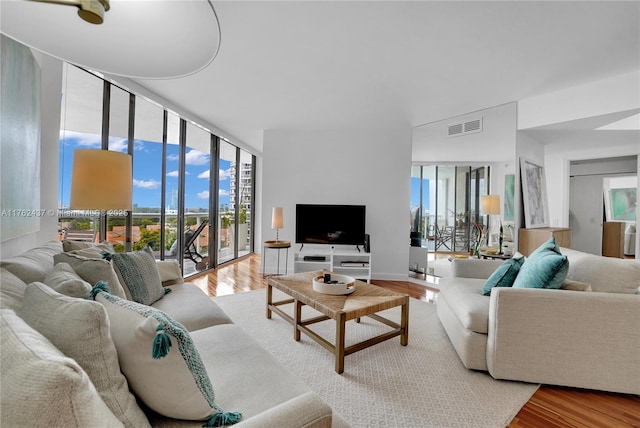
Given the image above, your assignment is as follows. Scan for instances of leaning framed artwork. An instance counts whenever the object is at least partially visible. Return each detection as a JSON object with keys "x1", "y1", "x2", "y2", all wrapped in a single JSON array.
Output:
[
  {"x1": 603, "y1": 176, "x2": 637, "y2": 222},
  {"x1": 520, "y1": 158, "x2": 549, "y2": 228},
  {"x1": 1, "y1": 35, "x2": 41, "y2": 241},
  {"x1": 607, "y1": 188, "x2": 637, "y2": 221}
]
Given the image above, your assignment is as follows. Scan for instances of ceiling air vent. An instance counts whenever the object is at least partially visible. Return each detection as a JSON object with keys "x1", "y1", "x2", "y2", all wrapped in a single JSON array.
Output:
[
  {"x1": 447, "y1": 117, "x2": 483, "y2": 137},
  {"x1": 464, "y1": 119, "x2": 481, "y2": 133},
  {"x1": 447, "y1": 123, "x2": 464, "y2": 136}
]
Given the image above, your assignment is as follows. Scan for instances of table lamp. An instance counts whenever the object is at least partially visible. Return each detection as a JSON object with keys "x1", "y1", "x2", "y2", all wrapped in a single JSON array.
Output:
[
  {"x1": 271, "y1": 207, "x2": 284, "y2": 243},
  {"x1": 69, "y1": 149, "x2": 132, "y2": 242},
  {"x1": 481, "y1": 194, "x2": 503, "y2": 254}
]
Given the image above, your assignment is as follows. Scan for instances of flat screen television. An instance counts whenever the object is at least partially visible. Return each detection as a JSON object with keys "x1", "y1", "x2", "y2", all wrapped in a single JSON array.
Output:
[{"x1": 295, "y1": 204, "x2": 366, "y2": 246}]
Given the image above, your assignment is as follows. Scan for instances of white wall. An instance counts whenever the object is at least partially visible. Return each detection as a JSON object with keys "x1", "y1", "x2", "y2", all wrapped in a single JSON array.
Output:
[
  {"x1": 513, "y1": 131, "x2": 638, "y2": 255},
  {"x1": 545, "y1": 138, "x2": 639, "y2": 257},
  {"x1": 514, "y1": 131, "x2": 545, "y2": 248},
  {"x1": 516, "y1": 70, "x2": 640, "y2": 258},
  {"x1": 262, "y1": 129, "x2": 412, "y2": 280},
  {"x1": 413, "y1": 102, "x2": 517, "y2": 164},
  {"x1": 569, "y1": 158, "x2": 637, "y2": 255},
  {"x1": 544, "y1": 136, "x2": 639, "y2": 228},
  {"x1": 0, "y1": 50, "x2": 62, "y2": 259},
  {"x1": 518, "y1": 71, "x2": 640, "y2": 130}
]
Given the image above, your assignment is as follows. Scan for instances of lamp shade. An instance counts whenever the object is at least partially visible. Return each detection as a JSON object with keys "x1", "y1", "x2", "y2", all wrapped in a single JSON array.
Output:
[
  {"x1": 70, "y1": 149, "x2": 132, "y2": 210},
  {"x1": 481, "y1": 194, "x2": 501, "y2": 215},
  {"x1": 0, "y1": 1, "x2": 220, "y2": 79},
  {"x1": 271, "y1": 207, "x2": 284, "y2": 229}
]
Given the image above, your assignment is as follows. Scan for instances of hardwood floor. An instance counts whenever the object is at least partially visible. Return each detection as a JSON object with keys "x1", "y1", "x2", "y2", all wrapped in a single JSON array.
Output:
[{"x1": 191, "y1": 254, "x2": 640, "y2": 428}]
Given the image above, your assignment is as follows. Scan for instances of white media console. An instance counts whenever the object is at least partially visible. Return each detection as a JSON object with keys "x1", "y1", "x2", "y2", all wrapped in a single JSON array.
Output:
[{"x1": 293, "y1": 248, "x2": 371, "y2": 282}]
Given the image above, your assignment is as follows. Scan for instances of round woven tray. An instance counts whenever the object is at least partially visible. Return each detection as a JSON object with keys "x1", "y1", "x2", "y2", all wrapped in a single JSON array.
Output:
[{"x1": 312, "y1": 274, "x2": 356, "y2": 295}]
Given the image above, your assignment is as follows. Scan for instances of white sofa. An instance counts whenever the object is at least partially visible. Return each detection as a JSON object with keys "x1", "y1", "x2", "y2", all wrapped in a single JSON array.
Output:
[
  {"x1": 436, "y1": 247, "x2": 640, "y2": 395},
  {"x1": 1, "y1": 241, "x2": 348, "y2": 427}
]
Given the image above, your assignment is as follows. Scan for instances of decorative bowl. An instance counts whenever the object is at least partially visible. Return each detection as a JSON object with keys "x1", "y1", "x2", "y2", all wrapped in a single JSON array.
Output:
[{"x1": 312, "y1": 274, "x2": 356, "y2": 295}]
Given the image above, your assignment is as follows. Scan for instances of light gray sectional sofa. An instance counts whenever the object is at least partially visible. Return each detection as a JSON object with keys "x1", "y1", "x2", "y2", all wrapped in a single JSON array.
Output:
[
  {"x1": 1, "y1": 240, "x2": 347, "y2": 427},
  {"x1": 436, "y1": 245, "x2": 640, "y2": 395}
]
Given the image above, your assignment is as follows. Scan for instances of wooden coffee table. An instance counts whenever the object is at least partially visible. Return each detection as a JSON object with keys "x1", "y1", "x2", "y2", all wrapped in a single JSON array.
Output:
[{"x1": 266, "y1": 270, "x2": 409, "y2": 374}]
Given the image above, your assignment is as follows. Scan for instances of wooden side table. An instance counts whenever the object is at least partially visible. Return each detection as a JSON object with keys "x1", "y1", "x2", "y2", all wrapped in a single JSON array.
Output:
[
  {"x1": 262, "y1": 240, "x2": 291, "y2": 276},
  {"x1": 518, "y1": 227, "x2": 571, "y2": 257}
]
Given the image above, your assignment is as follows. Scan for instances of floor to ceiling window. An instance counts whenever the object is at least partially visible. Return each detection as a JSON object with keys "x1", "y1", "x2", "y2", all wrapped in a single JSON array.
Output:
[
  {"x1": 58, "y1": 64, "x2": 256, "y2": 276},
  {"x1": 164, "y1": 111, "x2": 181, "y2": 263},
  {"x1": 410, "y1": 165, "x2": 490, "y2": 253},
  {"x1": 58, "y1": 65, "x2": 103, "y2": 244},
  {"x1": 106, "y1": 82, "x2": 132, "y2": 250},
  {"x1": 131, "y1": 95, "x2": 164, "y2": 255},
  {"x1": 235, "y1": 149, "x2": 255, "y2": 258},
  {"x1": 216, "y1": 140, "x2": 256, "y2": 264},
  {"x1": 218, "y1": 140, "x2": 236, "y2": 264},
  {"x1": 182, "y1": 121, "x2": 212, "y2": 275}
]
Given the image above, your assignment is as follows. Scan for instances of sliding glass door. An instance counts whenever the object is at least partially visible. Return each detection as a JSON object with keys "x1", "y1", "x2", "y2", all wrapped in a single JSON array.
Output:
[{"x1": 410, "y1": 164, "x2": 489, "y2": 253}]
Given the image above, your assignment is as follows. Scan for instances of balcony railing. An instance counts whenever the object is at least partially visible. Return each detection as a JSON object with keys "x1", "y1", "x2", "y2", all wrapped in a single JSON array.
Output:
[{"x1": 58, "y1": 209, "x2": 250, "y2": 274}]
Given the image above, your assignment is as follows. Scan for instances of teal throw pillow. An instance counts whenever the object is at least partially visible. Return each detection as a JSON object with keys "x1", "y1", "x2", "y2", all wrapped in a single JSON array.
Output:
[
  {"x1": 90, "y1": 283, "x2": 242, "y2": 426},
  {"x1": 513, "y1": 237, "x2": 569, "y2": 289},
  {"x1": 482, "y1": 257, "x2": 524, "y2": 296},
  {"x1": 111, "y1": 246, "x2": 166, "y2": 305}
]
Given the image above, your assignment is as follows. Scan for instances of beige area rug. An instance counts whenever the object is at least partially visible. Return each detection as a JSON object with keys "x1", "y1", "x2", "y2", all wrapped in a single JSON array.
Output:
[{"x1": 214, "y1": 289, "x2": 539, "y2": 428}]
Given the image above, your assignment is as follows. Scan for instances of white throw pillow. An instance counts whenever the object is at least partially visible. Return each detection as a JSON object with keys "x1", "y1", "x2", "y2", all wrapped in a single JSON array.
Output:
[
  {"x1": 43, "y1": 262, "x2": 92, "y2": 298},
  {"x1": 91, "y1": 285, "x2": 242, "y2": 426},
  {"x1": 157, "y1": 259, "x2": 184, "y2": 287},
  {"x1": 69, "y1": 247, "x2": 114, "y2": 259},
  {"x1": 18, "y1": 283, "x2": 150, "y2": 428},
  {"x1": 0, "y1": 241, "x2": 62, "y2": 284},
  {"x1": 0, "y1": 309, "x2": 123, "y2": 428},
  {"x1": 63, "y1": 240, "x2": 115, "y2": 253},
  {"x1": 53, "y1": 252, "x2": 127, "y2": 299},
  {"x1": 0, "y1": 268, "x2": 27, "y2": 311}
]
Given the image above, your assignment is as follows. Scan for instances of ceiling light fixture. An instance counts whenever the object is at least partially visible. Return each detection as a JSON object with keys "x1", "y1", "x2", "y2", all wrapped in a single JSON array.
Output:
[
  {"x1": 0, "y1": 0, "x2": 221, "y2": 79},
  {"x1": 30, "y1": 0, "x2": 110, "y2": 24}
]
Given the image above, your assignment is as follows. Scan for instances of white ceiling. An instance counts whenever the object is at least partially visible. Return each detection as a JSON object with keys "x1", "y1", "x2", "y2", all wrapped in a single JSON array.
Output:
[
  {"x1": 1, "y1": 0, "x2": 221, "y2": 79},
  {"x1": 121, "y1": 2, "x2": 639, "y2": 153},
  {"x1": 131, "y1": 1, "x2": 640, "y2": 150}
]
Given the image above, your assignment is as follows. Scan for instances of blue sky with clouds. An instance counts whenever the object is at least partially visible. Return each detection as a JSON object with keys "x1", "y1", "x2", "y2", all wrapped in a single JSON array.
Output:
[
  {"x1": 410, "y1": 176, "x2": 430, "y2": 212},
  {"x1": 59, "y1": 131, "x2": 231, "y2": 210}
]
